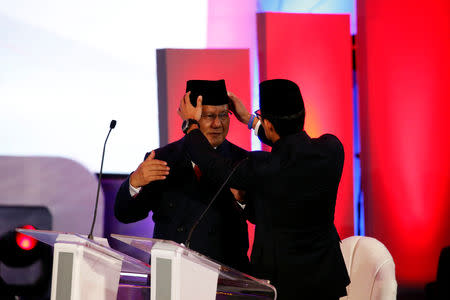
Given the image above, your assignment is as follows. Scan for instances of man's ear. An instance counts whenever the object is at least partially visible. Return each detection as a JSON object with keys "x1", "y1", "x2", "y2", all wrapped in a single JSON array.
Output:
[{"x1": 263, "y1": 119, "x2": 275, "y2": 133}]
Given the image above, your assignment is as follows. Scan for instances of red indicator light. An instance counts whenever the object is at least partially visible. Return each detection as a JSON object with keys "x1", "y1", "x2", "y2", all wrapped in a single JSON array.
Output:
[{"x1": 16, "y1": 224, "x2": 38, "y2": 250}]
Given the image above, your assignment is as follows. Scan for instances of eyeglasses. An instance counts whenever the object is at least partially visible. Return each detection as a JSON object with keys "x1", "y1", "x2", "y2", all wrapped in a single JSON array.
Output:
[{"x1": 201, "y1": 111, "x2": 232, "y2": 122}]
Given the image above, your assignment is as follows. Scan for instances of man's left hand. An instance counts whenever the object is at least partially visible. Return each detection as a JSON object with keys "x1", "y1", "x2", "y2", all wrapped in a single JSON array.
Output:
[
  {"x1": 228, "y1": 92, "x2": 251, "y2": 125},
  {"x1": 178, "y1": 91, "x2": 202, "y2": 121}
]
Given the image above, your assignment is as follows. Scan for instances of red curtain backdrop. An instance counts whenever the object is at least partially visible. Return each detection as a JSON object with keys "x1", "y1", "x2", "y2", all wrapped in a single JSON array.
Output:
[
  {"x1": 357, "y1": 0, "x2": 450, "y2": 285},
  {"x1": 156, "y1": 49, "x2": 252, "y2": 150},
  {"x1": 257, "y1": 13, "x2": 354, "y2": 238}
]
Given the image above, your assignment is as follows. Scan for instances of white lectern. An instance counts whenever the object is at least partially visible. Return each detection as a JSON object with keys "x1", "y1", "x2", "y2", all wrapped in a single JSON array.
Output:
[
  {"x1": 16, "y1": 229, "x2": 150, "y2": 300},
  {"x1": 111, "y1": 234, "x2": 277, "y2": 300},
  {"x1": 17, "y1": 229, "x2": 276, "y2": 300}
]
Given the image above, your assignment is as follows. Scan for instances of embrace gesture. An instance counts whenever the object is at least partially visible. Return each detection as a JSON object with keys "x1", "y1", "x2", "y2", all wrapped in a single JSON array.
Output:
[{"x1": 129, "y1": 151, "x2": 170, "y2": 188}]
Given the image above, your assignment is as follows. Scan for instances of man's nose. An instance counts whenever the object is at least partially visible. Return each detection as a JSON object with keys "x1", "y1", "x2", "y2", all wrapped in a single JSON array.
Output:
[{"x1": 211, "y1": 116, "x2": 222, "y2": 127}]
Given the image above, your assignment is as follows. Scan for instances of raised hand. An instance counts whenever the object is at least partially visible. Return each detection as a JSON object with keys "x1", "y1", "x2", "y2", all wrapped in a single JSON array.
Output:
[
  {"x1": 178, "y1": 91, "x2": 202, "y2": 122},
  {"x1": 129, "y1": 151, "x2": 170, "y2": 188},
  {"x1": 228, "y1": 92, "x2": 251, "y2": 125}
]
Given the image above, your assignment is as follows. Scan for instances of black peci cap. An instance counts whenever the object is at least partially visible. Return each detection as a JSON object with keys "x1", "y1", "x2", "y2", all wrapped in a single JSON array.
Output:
[
  {"x1": 259, "y1": 79, "x2": 305, "y2": 119},
  {"x1": 186, "y1": 79, "x2": 228, "y2": 107}
]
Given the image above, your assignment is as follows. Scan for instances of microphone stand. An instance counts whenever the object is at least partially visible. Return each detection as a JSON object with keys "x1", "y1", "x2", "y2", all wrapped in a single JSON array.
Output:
[
  {"x1": 185, "y1": 157, "x2": 247, "y2": 248},
  {"x1": 88, "y1": 120, "x2": 116, "y2": 240}
]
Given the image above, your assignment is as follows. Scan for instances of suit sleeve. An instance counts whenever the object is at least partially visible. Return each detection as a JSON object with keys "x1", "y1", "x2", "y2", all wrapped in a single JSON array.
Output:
[
  {"x1": 185, "y1": 129, "x2": 256, "y2": 190},
  {"x1": 114, "y1": 177, "x2": 148, "y2": 223}
]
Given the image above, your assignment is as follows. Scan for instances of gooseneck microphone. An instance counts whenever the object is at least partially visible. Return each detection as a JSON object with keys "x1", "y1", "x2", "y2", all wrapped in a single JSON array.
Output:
[
  {"x1": 185, "y1": 157, "x2": 248, "y2": 249},
  {"x1": 88, "y1": 120, "x2": 117, "y2": 240}
]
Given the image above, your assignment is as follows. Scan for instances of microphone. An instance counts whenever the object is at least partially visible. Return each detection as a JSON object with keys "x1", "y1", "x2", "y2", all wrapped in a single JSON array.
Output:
[
  {"x1": 88, "y1": 120, "x2": 117, "y2": 240},
  {"x1": 185, "y1": 157, "x2": 248, "y2": 249}
]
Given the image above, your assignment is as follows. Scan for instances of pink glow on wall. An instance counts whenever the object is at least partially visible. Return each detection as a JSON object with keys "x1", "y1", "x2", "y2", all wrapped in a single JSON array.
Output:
[{"x1": 207, "y1": 0, "x2": 256, "y2": 48}]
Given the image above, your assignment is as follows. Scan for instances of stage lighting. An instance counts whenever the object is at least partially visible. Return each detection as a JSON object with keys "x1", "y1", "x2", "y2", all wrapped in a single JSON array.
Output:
[
  {"x1": 0, "y1": 206, "x2": 53, "y2": 299},
  {"x1": 16, "y1": 224, "x2": 38, "y2": 251}
]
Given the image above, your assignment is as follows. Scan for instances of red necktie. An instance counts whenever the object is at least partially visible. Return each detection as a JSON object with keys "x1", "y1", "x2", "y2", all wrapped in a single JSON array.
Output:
[{"x1": 193, "y1": 164, "x2": 202, "y2": 181}]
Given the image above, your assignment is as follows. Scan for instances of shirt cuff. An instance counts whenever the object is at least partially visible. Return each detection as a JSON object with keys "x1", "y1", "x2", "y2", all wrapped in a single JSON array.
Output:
[
  {"x1": 236, "y1": 201, "x2": 246, "y2": 209},
  {"x1": 129, "y1": 183, "x2": 141, "y2": 197},
  {"x1": 254, "y1": 120, "x2": 261, "y2": 136}
]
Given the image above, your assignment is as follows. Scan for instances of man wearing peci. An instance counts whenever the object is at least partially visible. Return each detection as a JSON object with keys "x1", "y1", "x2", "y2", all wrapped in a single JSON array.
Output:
[
  {"x1": 179, "y1": 79, "x2": 350, "y2": 299},
  {"x1": 114, "y1": 79, "x2": 250, "y2": 272}
]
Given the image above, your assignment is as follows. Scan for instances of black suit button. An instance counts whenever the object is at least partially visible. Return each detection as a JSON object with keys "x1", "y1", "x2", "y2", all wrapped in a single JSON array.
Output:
[
  {"x1": 168, "y1": 202, "x2": 174, "y2": 208},
  {"x1": 176, "y1": 226, "x2": 185, "y2": 232}
]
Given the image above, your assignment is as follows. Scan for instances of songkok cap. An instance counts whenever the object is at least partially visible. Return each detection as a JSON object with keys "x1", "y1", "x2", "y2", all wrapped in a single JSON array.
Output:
[
  {"x1": 186, "y1": 79, "x2": 228, "y2": 107},
  {"x1": 259, "y1": 79, "x2": 305, "y2": 120}
]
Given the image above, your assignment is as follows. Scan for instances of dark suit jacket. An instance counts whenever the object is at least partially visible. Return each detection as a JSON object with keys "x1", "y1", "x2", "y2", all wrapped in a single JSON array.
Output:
[
  {"x1": 114, "y1": 136, "x2": 250, "y2": 272},
  {"x1": 185, "y1": 129, "x2": 350, "y2": 299}
]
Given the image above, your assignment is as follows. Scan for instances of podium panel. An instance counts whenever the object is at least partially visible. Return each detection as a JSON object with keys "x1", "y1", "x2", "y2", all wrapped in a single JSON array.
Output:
[
  {"x1": 111, "y1": 234, "x2": 276, "y2": 300},
  {"x1": 17, "y1": 230, "x2": 275, "y2": 299},
  {"x1": 17, "y1": 229, "x2": 150, "y2": 300}
]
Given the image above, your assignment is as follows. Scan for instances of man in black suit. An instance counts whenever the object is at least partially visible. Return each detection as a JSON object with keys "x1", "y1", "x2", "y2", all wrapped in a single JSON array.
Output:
[
  {"x1": 114, "y1": 80, "x2": 250, "y2": 272},
  {"x1": 179, "y1": 79, "x2": 350, "y2": 299}
]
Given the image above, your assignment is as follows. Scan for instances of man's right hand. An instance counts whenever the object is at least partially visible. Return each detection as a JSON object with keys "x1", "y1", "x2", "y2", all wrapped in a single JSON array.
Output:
[
  {"x1": 129, "y1": 151, "x2": 170, "y2": 188},
  {"x1": 230, "y1": 188, "x2": 247, "y2": 204}
]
